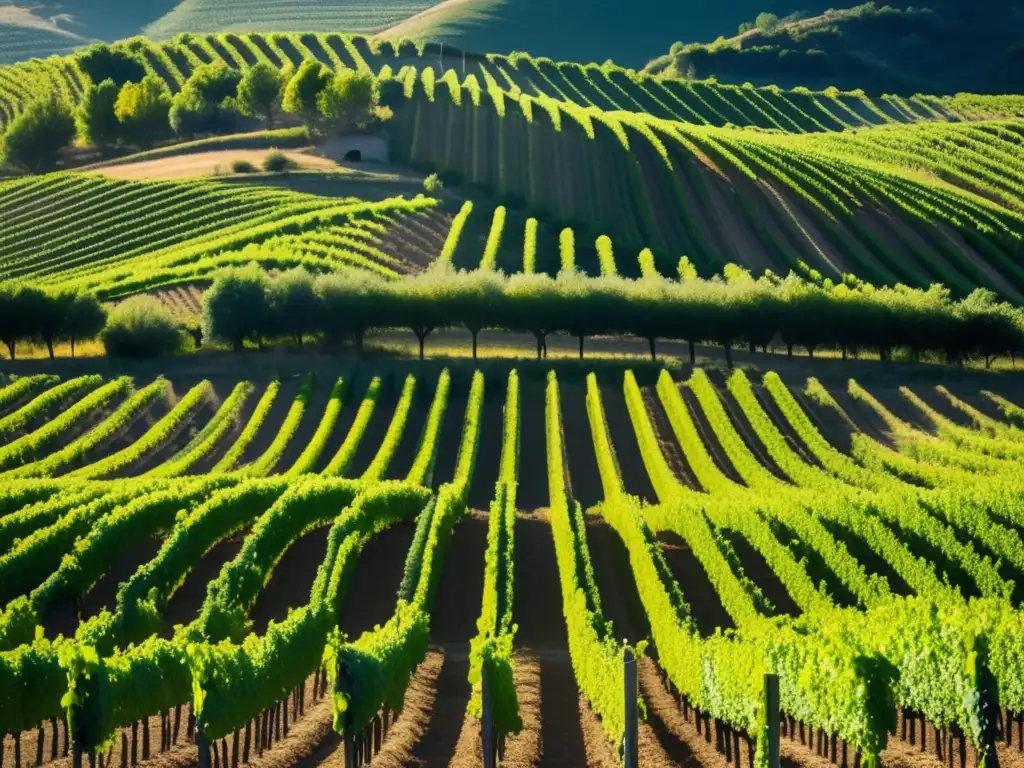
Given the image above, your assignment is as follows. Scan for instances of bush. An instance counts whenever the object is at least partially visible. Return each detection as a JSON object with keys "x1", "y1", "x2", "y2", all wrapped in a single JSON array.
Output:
[
  {"x1": 282, "y1": 60, "x2": 331, "y2": 128},
  {"x1": 101, "y1": 296, "x2": 184, "y2": 358},
  {"x1": 1, "y1": 97, "x2": 76, "y2": 173},
  {"x1": 76, "y1": 43, "x2": 146, "y2": 87},
  {"x1": 169, "y1": 64, "x2": 242, "y2": 137},
  {"x1": 262, "y1": 149, "x2": 292, "y2": 172},
  {"x1": 424, "y1": 173, "x2": 444, "y2": 194},
  {"x1": 231, "y1": 159, "x2": 257, "y2": 173}
]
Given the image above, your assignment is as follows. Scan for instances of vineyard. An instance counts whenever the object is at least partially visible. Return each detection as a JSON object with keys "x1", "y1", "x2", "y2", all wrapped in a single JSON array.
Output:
[
  {"x1": 4, "y1": 362, "x2": 1024, "y2": 767},
  {"x1": 0, "y1": 172, "x2": 451, "y2": 297},
  {"x1": 4, "y1": 33, "x2": 1024, "y2": 134}
]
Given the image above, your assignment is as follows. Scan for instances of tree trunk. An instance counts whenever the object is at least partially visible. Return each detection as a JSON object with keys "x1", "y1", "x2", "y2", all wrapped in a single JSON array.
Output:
[
  {"x1": 842, "y1": 345, "x2": 847, "y2": 361},
  {"x1": 688, "y1": 340, "x2": 695, "y2": 365},
  {"x1": 786, "y1": 343, "x2": 793, "y2": 359},
  {"x1": 295, "y1": 333, "x2": 303, "y2": 350},
  {"x1": 748, "y1": 341, "x2": 755, "y2": 354},
  {"x1": 472, "y1": 329, "x2": 478, "y2": 360},
  {"x1": 534, "y1": 332, "x2": 543, "y2": 360},
  {"x1": 71, "y1": 338, "x2": 76, "y2": 358},
  {"x1": 577, "y1": 335, "x2": 584, "y2": 360},
  {"x1": 355, "y1": 329, "x2": 364, "y2": 355},
  {"x1": 416, "y1": 331, "x2": 425, "y2": 360},
  {"x1": 808, "y1": 346, "x2": 814, "y2": 361},
  {"x1": 724, "y1": 344, "x2": 733, "y2": 369},
  {"x1": 648, "y1": 337, "x2": 657, "y2": 362},
  {"x1": 46, "y1": 337, "x2": 55, "y2": 360},
  {"x1": 4, "y1": 339, "x2": 14, "y2": 360}
]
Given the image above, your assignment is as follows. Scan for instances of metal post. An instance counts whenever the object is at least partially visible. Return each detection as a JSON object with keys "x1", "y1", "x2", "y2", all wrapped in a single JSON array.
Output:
[
  {"x1": 482, "y1": 663, "x2": 496, "y2": 768},
  {"x1": 624, "y1": 648, "x2": 638, "y2": 768},
  {"x1": 765, "y1": 674, "x2": 780, "y2": 768}
]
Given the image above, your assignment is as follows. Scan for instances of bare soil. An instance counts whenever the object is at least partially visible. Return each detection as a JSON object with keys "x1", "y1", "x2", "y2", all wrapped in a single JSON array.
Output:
[
  {"x1": 679, "y1": 384, "x2": 746, "y2": 485},
  {"x1": 722, "y1": 530, "x2": 802, "y2": 617},
  {"x1": 560, "y1": 382, "x2": 604, "y2": 508},
  {"x1": 336, "y1": 522, "x2": 417, "y2": 637},
  {"x1": 466, "y1": 395, "x2": 505, "y2": 510},
  {"x1": 601, "y1": 380, "x2": 659, "y2": 503},
  {"x1": 382, "y1": 393, "x2": 428, "y2": 481},
  {"x1": 94, "y1": 150, "x2": 338, "y2": 181},
  {"x1": 429, "y1": 391, "x2": 468, "y2": 489},
  {"x1": 584, "y1": 515, "x2": 652, "y2": 643},
  {"x1": 274, "y1": 378, "x2": 337, "y2": 473},
  {"x1": 248, "y1": 525, "x2": 331, "y2": 635},
  {"x1": 234, "y1": 377, "x2": 303, "y2": 470},
  {"x1": 657, "y1": 532, "x2": 735, "y2": 636},
  {"x1": 163, "y1": 530, "x2": 248, "y2": 634},
  {"x1": 643, "y1": 387, "x2": 704, "y2": 492},
  {"x1": 343, "y1": 385, "x2": 398, "y2": 479},
  {"x1": 517, "y1": 387, "x2": 549, "y2": 510}
]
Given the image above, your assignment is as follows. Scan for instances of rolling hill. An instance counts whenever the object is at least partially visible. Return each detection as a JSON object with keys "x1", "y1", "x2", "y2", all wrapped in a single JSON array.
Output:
[
  {"x1": 0, "y1": 0, "x2": 850, "y2": 68},
  {"x1": 644, "y1": 0, "x2": 1024, "y2": 95}
]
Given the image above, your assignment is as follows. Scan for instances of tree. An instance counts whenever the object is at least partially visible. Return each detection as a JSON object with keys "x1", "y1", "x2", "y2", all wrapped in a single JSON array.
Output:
[
  {"x1": 0, "y1": 97, "x2": 75, "y2": 173},
  {"x1": 282, "y1": 60, "x2": 331, "y2": 128},
  {"x1": 170, "y1": 64, "x2": 242, "y2": 136},
  {"x1": 76, "y1": 79, "x2": 121, "y2": 146},
  {"x1": 236, "y1": 62, "x2": 286, "y2": 129},
  {"x1": 32, "y1": 289, "x2": 74, "y2": 360},
  {"x1": 63, "y1": 293, "x2": 107, "y2": 357},
  {"x1": 76, "y1": 43, "x2": 146, "y2": 87},
  {"x1": 315, "y1": 271, "x2": 388, "y2": 352},
  {"x1": 202, "y1": 266, "x2": 270, "y2": 351},
  {"x1": 755, "y1": 12, "x2": 781, "y2": 32},
  {"x1": 115, "y1": 76, "x2": 172, "y2": 148},
  {"x1": 268, "y1": 268, "x2": 317, "y2": 348},
  {"x1": 0, "y1": 284, "x2": 41, "y2": 359},
  {"x1": 101, "y1": 296, "x2": 183, "y2": 358},
  {"x1": 317, "y1": 69, "x2": 389, "y2": 134}
]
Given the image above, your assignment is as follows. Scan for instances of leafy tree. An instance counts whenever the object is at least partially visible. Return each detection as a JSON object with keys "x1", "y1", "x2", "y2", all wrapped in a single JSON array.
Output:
[
  {"x1": 202, "y1": 265, "x2": 270, "y2": 351},
  {"x1": 317, "y1": 69, "x2": 390, "y2": 134},
  {"x1": 236, "y1": 62, "x2": 286, "y2": 129},
  {"x1": 282, "y1": 60, "x2": 331, "y2": 128},
  {"x1": 76, "y1": 43, "x2": 146, "y2": 87},
  {"x1": 76, "y1": 79, "x2": 121, "y2": 146},
  {"x1": 32, "y1": 289, "x2": 74, "y2": 360},
  {"x1": 315, "y1": 271, "x2": 389, "y2": 352},
  {"x1": 170, "y1": 64, "x2": 242, "y2": 136},
  {"x1": 268, "y1": 268, "x2": 318, "y2": 348},
  {"x1": 63, "y1": 293, "x2": 107, "y2": 357},
  {"x1": 115, "y1": 76, "x2": 173, "y2": 148},
  {"x1": 0, "y1": 97, "x2": 76, "y2": 173},
  {"x1": 755, "y1": 12, "x2": 781, "y2": 32},
  {"x1": 101, "y1": 296, "x2": 183, "y2": 358},
  {"x1": 0, "y1": 284, "x2": 43, "y2": 359}
]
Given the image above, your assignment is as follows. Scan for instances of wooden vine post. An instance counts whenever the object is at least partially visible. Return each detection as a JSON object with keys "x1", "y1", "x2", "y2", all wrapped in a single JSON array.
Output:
[
  {"x1": 624, "y1": 648, "x2": 638, "y2": 768},
  {"x1": 765, "y1": 673, "x2": 781, "y2": 768},
  {"x1": 482, "y1": 663, "x2": 496, "y2": 768}
]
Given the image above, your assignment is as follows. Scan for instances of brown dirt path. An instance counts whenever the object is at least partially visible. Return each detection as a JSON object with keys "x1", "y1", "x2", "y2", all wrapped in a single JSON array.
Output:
[
  {"x1": 516, "y1": 513, "x2": 590, "y2": 767},
  {"x1": 561, "y1": 382, "x2": 604, "y2": 508},
  {"x1": 517, "y1": 387, "x2": 549, "y2": 510},
  {"x1": 93, "y1": 150, "x2": 337, "y2": 181},
  {"x1": 407, "y1": 512, "x2": 488, "y2": 766}
]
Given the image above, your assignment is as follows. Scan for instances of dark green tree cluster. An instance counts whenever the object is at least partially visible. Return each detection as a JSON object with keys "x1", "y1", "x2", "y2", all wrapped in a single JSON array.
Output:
[
  {"x1": 0, "y1": 285, "x2": 106, "y2": 360},
  {"x1": 3, "y1": 49, "x2": 390, "y2": 174},
  {"x1": 202, "y1": 262, "x2": 1024, "y2": 365}
]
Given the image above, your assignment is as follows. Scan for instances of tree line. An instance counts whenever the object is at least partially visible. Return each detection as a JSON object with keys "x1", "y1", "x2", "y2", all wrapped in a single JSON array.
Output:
[
  {"x1": 1, "y1": 44, "x2": 390, "y2": 173},
  {"x1": 200, "y1": 262, "x2": 1024, "y2": 366},
  {"x1": 0, "y1": 285, "x2": 106, "y2": 359}
]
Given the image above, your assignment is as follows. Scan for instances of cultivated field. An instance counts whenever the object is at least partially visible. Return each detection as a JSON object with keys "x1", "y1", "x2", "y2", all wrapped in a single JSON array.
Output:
[{"x1": 4, "y1": 361, "x2": 1024, "y2": 766}]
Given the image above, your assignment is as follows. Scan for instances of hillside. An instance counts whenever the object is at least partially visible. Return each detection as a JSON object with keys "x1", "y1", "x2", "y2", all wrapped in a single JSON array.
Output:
[
  {"x1": 376, "y1": 0, "x2": 837, "y2": 70},
  {"x1": 644, "y1": 0, "x2": 1024, "y2": 95},
  {"x1": 0, "y1": 0, "x2": 849, "y2": 68}
]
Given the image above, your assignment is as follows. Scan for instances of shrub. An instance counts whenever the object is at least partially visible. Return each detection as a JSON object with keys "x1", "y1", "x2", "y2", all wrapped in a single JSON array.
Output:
[
  {"x1": 101, "y1": 296, "x2": 184, "y2": 358},
  {"x1": 262, "y1": 149, "x2": 292, "y2": 172},
  {"x1": 231, "y1": 159, "x2": 257, "y2": 173},
  {"x1": 76, "y1": 43, "x2": 146, "y2": 87},
  {"x1": 423, "y1": 173, "x2": 444, "y2": 194},
  {"x1": 1, "y1": 97, "x2": 76, "y2": 173}
]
